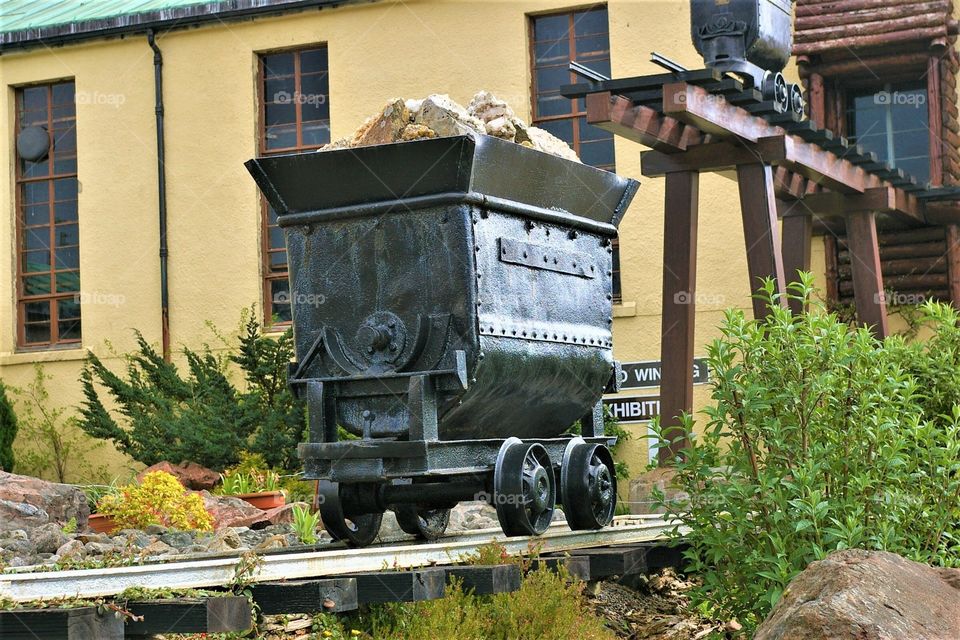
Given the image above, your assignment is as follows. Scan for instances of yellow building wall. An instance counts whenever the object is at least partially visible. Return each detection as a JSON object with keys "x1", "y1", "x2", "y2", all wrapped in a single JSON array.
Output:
[{"x1": 0, "y1": 0, "x2": 823, "y2": 482}]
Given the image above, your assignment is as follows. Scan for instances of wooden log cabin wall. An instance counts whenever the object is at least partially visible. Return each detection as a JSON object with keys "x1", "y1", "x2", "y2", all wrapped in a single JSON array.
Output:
[{"x1": 796, "y1": 0, "x2": 960, "y2": 313}]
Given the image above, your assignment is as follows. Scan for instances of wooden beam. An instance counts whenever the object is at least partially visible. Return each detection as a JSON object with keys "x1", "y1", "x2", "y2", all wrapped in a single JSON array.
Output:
[
  {"x1": 529, "y1": 555, "x2": 592, "y2": 581},
  {"x1": 945, "y1": 225, "x2": 960, "y2": 305},
  {"x1": 785, "y1": 187, "x2": 925, "y2": 224},
  {"x1": 564, "y1": 546, "x2": 650, "y2": 578},
  {"x1": 0, "y1": 607, "x2": 123, "y2": 640},
  {"x1": 641, "y1": 136, "x2": 788, "y2": 176},
  {"x1": 446, "y1": 565, "x2": 522, "y2": 595},
  {"x1": 846, "y1": 212, "x2": 889, "y2": 338},
  {"x1": 737, "y1": 163, "x2": 788, "y2": 318},
  {"x1": 659, "y1": 171, "x2": 698, "y2": 462},
  {"x1": 253, "y1": 578, "x2": 359, "y2": 614},
  {"x1": 585, "y1": 92, "x2": 692, "y2": 153},
  {"x1": 354, "y1": 569, "x2": 445, "y2": 604},
  {"x1": 125, "y1": 597, "x2": 252, "y2": 638},
  {"x1": 782, "y1": 212, "x2": 813, "y2": 315}
]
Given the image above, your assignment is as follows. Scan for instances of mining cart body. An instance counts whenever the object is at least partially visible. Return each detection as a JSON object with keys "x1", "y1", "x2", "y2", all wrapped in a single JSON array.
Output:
[{"x1": 246, "y1": 135, "x2": 639, "y2": 546}]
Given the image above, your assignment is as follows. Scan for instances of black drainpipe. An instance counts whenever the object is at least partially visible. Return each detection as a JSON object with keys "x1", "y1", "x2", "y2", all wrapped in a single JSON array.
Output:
[{"x1": 147, "y1": 29, "x2": 171, "y2": 361}]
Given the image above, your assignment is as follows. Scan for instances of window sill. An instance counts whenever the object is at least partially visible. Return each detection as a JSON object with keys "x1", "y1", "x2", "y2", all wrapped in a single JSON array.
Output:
[
  {"x1": 0, "y1": 346, "x2": 90, "y2": 366},
  {"x1": 612, "y1": 301, "x2": 637, "y2": 318}
]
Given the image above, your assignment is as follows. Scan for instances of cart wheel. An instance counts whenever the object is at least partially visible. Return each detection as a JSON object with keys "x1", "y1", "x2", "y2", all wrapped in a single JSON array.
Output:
[
  {"x1": 494, "y1": 440, "x2": 556, "y2": 536},
  {"x1": 318, "y1": 480, "x2": 383, "y2": 548},
  {"x1": 561, "y1": 442, "x2": 617, "y2": 530},
  {"x1": 394, "y1": 505, "x2": 451, "y2": 541}
]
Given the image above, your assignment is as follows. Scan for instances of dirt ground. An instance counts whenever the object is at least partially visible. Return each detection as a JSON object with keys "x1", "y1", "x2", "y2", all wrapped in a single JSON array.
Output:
[{"x1": 587, "y1": 569, "x2": 731, "y2": 640}]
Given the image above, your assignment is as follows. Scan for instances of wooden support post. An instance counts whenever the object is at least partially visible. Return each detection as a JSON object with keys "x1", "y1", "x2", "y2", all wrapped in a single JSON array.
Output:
[
  {"x1": 125, "y1": 597, "x2": 253, "y2": 637},
  {"x1": 781, "y1": 212, "x2": 813, "y2": 315},
  {"x1": 0, "y1": 607, "x2": 124, "y2": 640},
  {"x1": 565, "y1": 546, "x2": 649, "y2": 578},
  {"x1": 945, "y1": 225, "x2": 960, "y2": 306},
  {"x1": 530, "y1": 556, "x2": 592, "y2": 581},
  {"x1": 253, "y1": 578, "x2": 359, "y2": 614},
  {"x1": 446, "y1": 564, "x2": 522, "y2": 595},
  {"x1": 846, "y1": 212, "x2": 889, "y2": 338},
  {"x1": 659, "y1": 171, "x2": 699, "y2": 462},
  {"x1": 736, "y1": 163, "x2": 788, "y2": 318}
]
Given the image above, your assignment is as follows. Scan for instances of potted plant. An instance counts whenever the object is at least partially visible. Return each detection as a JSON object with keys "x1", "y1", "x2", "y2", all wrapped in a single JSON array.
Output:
[
  {"x1": 219, "y1": 468, "x2": 285, "y2": 510},
  {"x1": 82, "y1": 481, "x2": 121, "y2": 534}
]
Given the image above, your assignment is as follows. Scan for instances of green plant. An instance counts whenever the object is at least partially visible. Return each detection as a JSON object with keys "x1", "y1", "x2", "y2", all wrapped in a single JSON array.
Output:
[
  {"x1": 97, "y1": 470, "x2": 213, "y2": 531},
  {"x1": 217, "y1": 452, "x2": 282, "y2": 496},
  {"x1": 653, "y1": 275, "x2": 960, "y2": 631},
  {"x1": 291, "y1": 504, "x2": 321, "y2": 544},
  {"x1": 81, "y1": 479, "x2": 122, "y2": 514},
  {"x1": 78, "y1": 311, "x2": 306, "y2": 471},
  {"x1": 61, "y1": 517, "x2": 78, "y2": 535},
  {"x1": 0, "y1": 381, "x2": 17, "y2": 473},
  {"x1": 11, "y1": 365, "x2": 106, "y2": 483}
]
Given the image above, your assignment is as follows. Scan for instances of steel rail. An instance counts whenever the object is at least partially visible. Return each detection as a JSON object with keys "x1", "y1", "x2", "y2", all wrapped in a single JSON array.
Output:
[{"x1": 0, "y1": 516, "x2": 683, "y2": 604}]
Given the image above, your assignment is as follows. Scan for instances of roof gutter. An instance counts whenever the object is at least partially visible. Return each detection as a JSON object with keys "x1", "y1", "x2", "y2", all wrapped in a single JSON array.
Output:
[
  {"x1": 147, "y1": 29, "x2": 171, "y2": 362},
  {"x1": 0, "y1": 0, "x2": 365, "y2": 53}
]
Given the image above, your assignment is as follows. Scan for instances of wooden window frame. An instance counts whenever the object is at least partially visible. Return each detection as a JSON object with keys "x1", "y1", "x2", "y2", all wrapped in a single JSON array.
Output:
[
  {"x1": 14, "y1": 81, "x2": 81, "y2": 350},
  {"x1": 528, "y1": 5, "x2": 622, "y2": 304},
  {"x1": 257, "y1": 45, "x2": 330, "y2": 327}
]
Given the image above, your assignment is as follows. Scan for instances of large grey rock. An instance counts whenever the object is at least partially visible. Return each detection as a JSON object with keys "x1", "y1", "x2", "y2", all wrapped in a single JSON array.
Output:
[
  {"x1": 0, "y1": 471, "x2": 90, "y2": 529},
  {"x1": 32, "y1": 523, "x2": 68, "y2": 554},
  {"x1": 755, "y1": 549, "x2": 960, "y2": 640}
]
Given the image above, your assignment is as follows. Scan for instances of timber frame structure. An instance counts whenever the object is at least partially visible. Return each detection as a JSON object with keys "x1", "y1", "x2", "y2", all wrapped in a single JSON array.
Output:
[{"x1": 564, "y1": 64, "x2": 960, "y2": 461}]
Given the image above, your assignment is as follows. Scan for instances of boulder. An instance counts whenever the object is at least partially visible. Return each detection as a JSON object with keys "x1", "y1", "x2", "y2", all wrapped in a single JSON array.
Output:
[
  {"x1": 0, "y1": 471, "x2": 90, "y2": 529},
  {"x1": 260, "y1": 502, "x2": 310, "y2": 526},
  {"x1": 137, "y1": 461, "x2": 220, "y2": 491},
  {"x1": 628, "y1": 467, "x2": 688, "y2": 515},
  {"x1": 199, "y1": 491, "x2": 270, "y2": 530},
  {"x1": 32, "y1": 523, "x2": 68, "y2": 554},
  {"x1": 755, "y1": 549, "x2": 960, "y2": 640}
]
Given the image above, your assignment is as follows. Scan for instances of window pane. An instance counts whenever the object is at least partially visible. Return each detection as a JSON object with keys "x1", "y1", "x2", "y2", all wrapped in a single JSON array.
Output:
[
  {"x1": 265, "y1": 77, "x2": 295, "y2": 104},
  {"x1": 24, "y1": 300, "x2": 50, "y2": 323},
  {"x1": 21, "y1": 158, "x2": 49, "y2": 178},
  {"x1": 54, "y1": 200, "x2": 77, "y2": 224},
  {"x1": 263, "y1": 53, "x2": 294, "y2": 78},
  {"x1": 265, "y1": 124, "x2": 297, "y2": 150},
  {"x1": 24, "y1": 203, "x2": 49, "y2": 226},
  {"x1": 56, "y1": 270, "x2": 80, "y2": 293},
  {"x1": 536, "y1": 118, "x2": 574, "y2": 145},
  {"x1": 53, "y1": 155, "x2": 77, "y2": 175},
  {"x1": 22, "y1": 275, "x2": 51, "y2": 295},
  {"x1": 21, "y1": 86, "x2": 47, "y2": 112},
  {"x1": 269, "y1": 279, "x2": 292, "y2": 323},
  {"x1": 54, "y1": 178, "x2": 77, "y2": 201},
  {"x1": 58, "y1": 319, "x2": 81, "y2": 341},
  {"x1": 534, "y1": 14, "x2": 568, "y2": 41},
  {"x1": 574, "y1": 35, "x2": 609, "y2": 58},
  {"x1": 300, "y1": 48, "x2": 328, "y2": 73},
  {"x1": 537, "y1": 94, "x2": 572, "y2": 118},
  {"x1": 269, "y1": 250, "x2": 287, "y2": 270},
  {"x1": 535, "y1": 40, "x2": 569, "y2": 65},
  {"x1": 23, "y1": 181, "x2": 49, "y2": 204},
  {"x1": 301, "y1": 121, "x2": 330, "y2": 146},
  {"x1": 574, "y1": 8, "x2": 608, "y2": 37},
  {"x1": 24, "y1": 323, "x2": 51, "y2": 344},
  {"x1": 580, "y1": 118, "x2": 611, "y2": 142},
  {"x1": 55, "y1": 223, "x2": 78, "y2": 247},
  {"x1": 52, "y1": 83, "x2": 75, "y2": 105},
  {"x1": 58, "y1": 298, "x2": 80, "y2": 320},
  {"x1": 24, "y1": 228, "x2": 49, "y2": 251},
  {"x1": 53, "y1": 125, "x2": 76, "y2": 153},
  {"x1": 55, "y1": 246, "x2": 79, "y2": 269},
  {"x1": 22, "y1": 250, "x2": 50, "y2": 273},
  {"x1": 300, "y1": 74, "x2": 329, "y2": 104},
  {"x1": 269, "y1": 226, "x2": 285, "y2": 251},
  {"x1": 265, "y1": 101, "x2": 296, "y2": 126},
  {"x1": 580, "y1": 139, "x2": 615, "y2": 168},
  {"x1": 535, "y1": 66, "x2": 570, "y2": 94}
]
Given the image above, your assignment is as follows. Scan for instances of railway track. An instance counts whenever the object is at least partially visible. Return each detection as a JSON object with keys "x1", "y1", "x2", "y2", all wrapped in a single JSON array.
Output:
[{"x1": 0, "y1": 516, "x2": 685, "y2": 638}]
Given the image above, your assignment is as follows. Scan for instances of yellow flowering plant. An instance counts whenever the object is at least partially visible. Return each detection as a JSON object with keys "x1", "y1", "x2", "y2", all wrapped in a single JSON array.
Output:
[{"x1": 97, "y1": 470, "x2": 214, "y2": 531}]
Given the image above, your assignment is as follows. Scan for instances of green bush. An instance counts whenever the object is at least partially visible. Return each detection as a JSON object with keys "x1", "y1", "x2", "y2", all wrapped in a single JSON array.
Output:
[
  {"x1": 654, "y1": 275, "x2": 960, "y2": 630},
  {"x1": 78, "y1": 313, "x2": 305, "y2": 471}
]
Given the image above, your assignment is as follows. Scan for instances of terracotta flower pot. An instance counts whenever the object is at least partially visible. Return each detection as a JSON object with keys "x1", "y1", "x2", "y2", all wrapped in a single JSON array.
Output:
[
  {"x1": 88, "y1": 513, "x2": 117, "y2": 534},
  {"x1": 237, "y1": 491, "x2": 285, "y2": 510}
]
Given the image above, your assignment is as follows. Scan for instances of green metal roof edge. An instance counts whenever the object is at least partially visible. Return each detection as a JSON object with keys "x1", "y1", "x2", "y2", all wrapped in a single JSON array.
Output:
[{"x1": 0, "y1": 0, "x2": 363, "y2": 51}]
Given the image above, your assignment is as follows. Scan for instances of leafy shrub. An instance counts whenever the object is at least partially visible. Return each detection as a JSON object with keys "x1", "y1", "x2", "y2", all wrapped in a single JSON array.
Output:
[
  {"x1": 654, "y1": 276, "x2": 960, "y2": 630},
  {"x1": 11, "y1": 365, "x2": 106, "y2": 483},
  {"x1": 0, "y1": 381, "x2": 17, "y2": 473},
  {"x1": 98, "y1": 470, "x2": 213, "y2": 531},
  {"x1": 78, "y1": 312, "x2": 305, "y2": 471}
]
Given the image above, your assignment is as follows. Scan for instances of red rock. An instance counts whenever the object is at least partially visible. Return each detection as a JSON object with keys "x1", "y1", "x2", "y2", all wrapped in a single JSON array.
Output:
[
  {"x1": 627, "y1": 467, "x2": 688, "y2": 515},
  {"x1": 137, "y1": 461, "x2": 220, "y2": 491},
  {"x1": 0, "y1": 471, "x2": 89, "y2": 530},
  {"x1": 198, "y1": 491, "x2": 270, "y2": 530},
  {"x1": 755, "y1": 549, "x2": 960, "y2": 640},
  {"x1": 261, "y1": 502, "x2": 311, "y2": 526}
]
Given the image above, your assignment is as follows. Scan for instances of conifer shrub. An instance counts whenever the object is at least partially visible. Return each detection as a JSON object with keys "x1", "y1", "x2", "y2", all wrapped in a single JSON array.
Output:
[
  {"x1": 654, "y1": 275, "x2": 960, "y2": 630},
  {"x1": 0, "y1": 381, "x2": 17, "y2": 473},
  {"x1": 78, "y1": 313, "x2": 305, "y2": 471},
  {"x1": 97, "y1": 470, "x2": 213, "y2": 531}
]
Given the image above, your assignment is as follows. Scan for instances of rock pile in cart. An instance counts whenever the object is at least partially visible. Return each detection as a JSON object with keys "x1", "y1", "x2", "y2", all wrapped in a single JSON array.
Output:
[{"x1": 324, "y1": 91, "x2": 582, "y2": 162}]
